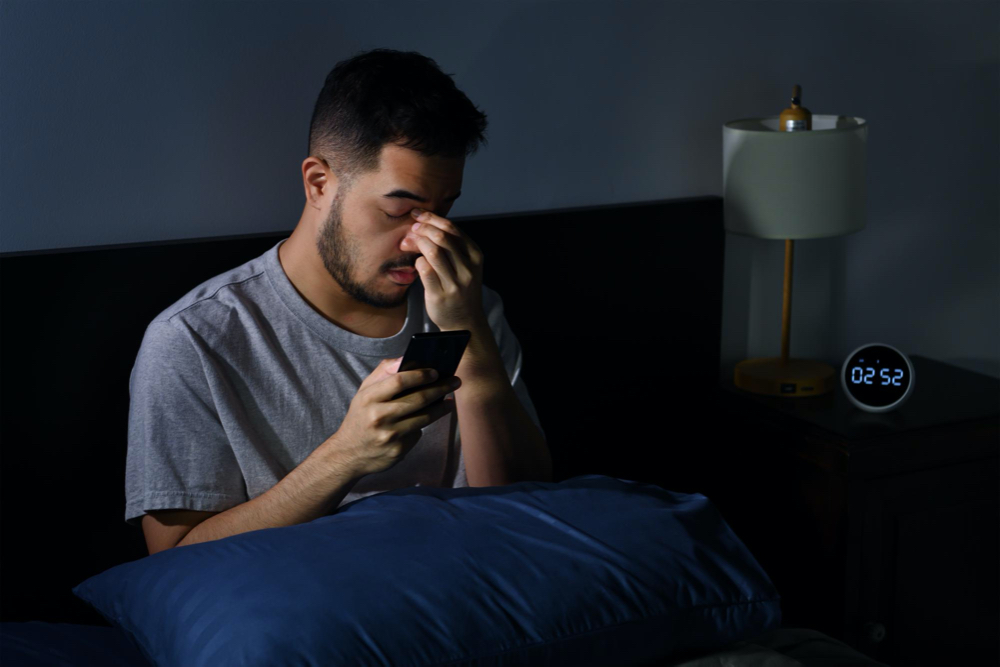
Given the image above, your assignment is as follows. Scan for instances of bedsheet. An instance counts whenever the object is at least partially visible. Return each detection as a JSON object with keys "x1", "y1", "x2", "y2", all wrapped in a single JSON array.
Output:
[
  {"x1": 0, "y1": 621, "x2": 151, "y2": 666},
  {"x1": 1, "y1": 622, "x2": 887, "y2": 667},
  {"x1": 657, "y1": 627, "x2": 889, "y2": 667}
]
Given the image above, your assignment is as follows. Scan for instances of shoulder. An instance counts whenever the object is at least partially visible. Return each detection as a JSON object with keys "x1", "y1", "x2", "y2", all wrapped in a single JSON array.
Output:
[
  {"x1": 147, "y1": 257, "x2": 269, "y2": 342},
  {"x1": 480, "y1": 282, "x2": 506, "y2": 316},
  {"x1": 478, "y1": 282, "x2": 521, "y2": 347}
]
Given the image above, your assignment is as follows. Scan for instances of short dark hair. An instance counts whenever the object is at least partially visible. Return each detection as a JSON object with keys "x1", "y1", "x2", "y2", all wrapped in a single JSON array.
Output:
[{"x1": 308, "y1": 48, "x2": 489, "y2": 192}]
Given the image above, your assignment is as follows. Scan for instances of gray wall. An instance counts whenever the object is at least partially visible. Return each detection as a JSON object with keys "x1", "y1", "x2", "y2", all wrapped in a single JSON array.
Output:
[{"x1": 2, "y1": 0, "x2": 997, "y2": 380}]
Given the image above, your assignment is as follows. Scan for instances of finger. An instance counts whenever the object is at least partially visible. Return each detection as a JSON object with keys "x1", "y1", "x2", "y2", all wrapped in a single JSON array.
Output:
[
  {"x1": 380, "y1": 367, "x2": 440, "y2": 403},
  {"x1": 366, "y1": 358, "x2": 412, "y2": 400},
  {"x1": 385, "y1": 357, "x2": 403, "y2": 375},
  {"x1": 394, "y1": 385, "x2": 458, "y2": 430},
  {"x1": 411, "y1": 212, "x2": 473, "y2": 264},
  {"x1": 414, "y1": 235, "x2": 458, "y2": 290},
  {"x1": 360, "y1": 357, "x2": 401, "y2": 390},
  {"x1": 414, "y1": 253, "x2": 441, "y2": 293},
  {"x1": 411, "y1": 210, "x2": 462, "y2": 242},
  {"x1": 411, "y1": 226, "x2": 475, "y2": 286},
  {"x1": 411, "y1": 210, "x2": 483, "y2": 276}
]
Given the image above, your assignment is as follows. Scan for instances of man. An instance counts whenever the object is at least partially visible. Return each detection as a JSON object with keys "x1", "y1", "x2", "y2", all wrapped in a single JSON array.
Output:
[{"x1": 126, "y1": 48, "x2": 551, "y2": 556}]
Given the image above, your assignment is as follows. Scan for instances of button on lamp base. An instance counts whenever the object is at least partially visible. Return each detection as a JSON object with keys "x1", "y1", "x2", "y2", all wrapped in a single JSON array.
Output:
[{"x1": 734, "y1": 357, "x2": 836, "y2": 397}]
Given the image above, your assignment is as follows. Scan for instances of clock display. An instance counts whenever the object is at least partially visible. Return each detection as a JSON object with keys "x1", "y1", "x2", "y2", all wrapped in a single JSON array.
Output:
[{"x1": 841, "y1": 343, "x2": 915, "y2": 412}]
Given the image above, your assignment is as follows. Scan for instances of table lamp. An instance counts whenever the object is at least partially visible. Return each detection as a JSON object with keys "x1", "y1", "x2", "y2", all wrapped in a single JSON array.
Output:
[{"x1": 722, "y1": 105, "x2": 867, "y2": 398}]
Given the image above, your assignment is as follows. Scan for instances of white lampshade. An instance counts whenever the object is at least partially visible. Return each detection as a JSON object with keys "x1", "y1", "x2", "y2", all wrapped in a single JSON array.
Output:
[{"x1": 722, "y1": 115, "x2": 868, "y2": 239}]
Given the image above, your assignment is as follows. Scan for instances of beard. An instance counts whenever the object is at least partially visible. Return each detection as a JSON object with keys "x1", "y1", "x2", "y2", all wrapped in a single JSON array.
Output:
[{"x1": 315, "y1": 195, "x2": 415, "y2": 310}]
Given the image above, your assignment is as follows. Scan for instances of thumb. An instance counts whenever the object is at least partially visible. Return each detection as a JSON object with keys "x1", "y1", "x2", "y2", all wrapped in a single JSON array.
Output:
[
  {"x1": 362, "y1": 357, "x2": 402, "y2": 389},
  {"x1": 383, "y1": 356, "x2": 403, "y2": 375}
]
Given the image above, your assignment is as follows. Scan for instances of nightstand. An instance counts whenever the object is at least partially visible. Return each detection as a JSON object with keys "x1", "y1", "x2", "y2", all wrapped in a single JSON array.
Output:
[{"x1": 701, "y1": 355, "x2": 999, "y2": 667}]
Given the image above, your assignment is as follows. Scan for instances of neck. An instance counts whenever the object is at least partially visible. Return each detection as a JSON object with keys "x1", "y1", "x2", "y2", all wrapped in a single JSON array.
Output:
[{"x1": 278, "y1": 227, "x2": 408, "y2": 339}]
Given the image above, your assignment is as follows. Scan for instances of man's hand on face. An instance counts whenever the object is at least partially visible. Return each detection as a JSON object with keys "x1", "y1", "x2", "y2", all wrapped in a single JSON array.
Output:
[{"x1": 401, "y1": 208, "x2": 488, "y2": 332}]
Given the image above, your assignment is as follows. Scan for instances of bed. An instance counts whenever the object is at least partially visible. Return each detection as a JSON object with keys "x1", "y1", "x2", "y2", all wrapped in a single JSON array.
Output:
[
  {"x1": 0, "y1": 196, "x2": 886, "y2": 665},
  {"x1": 0, "y1": 622, "x2": 886, "y2": 666}
]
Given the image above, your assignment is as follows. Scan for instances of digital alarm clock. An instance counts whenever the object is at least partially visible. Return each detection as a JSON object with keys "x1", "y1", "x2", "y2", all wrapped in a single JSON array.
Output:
[{"x1": 841, "y1": 343, "x2": 915, "y2": 413}]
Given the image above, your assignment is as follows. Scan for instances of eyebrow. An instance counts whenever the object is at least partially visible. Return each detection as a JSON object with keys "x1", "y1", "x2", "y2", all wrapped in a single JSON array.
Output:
[{"x1": 383, "y1": 189, "x2": 461, "y2": 203}]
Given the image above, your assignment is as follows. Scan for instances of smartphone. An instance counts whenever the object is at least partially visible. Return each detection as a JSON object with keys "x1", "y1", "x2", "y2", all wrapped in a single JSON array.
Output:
[{"x1": 390, "y1": 330, "x2": 472, "y2": 402}]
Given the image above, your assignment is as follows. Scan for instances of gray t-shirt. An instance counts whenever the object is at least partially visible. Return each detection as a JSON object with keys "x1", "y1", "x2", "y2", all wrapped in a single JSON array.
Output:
[{"x1": 125, "y1": 237, "x2": 544, "y2": 528}]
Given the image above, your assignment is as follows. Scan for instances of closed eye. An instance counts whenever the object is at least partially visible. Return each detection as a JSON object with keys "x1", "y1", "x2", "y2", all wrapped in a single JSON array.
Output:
[{"x1": 385, "y1": 211, "x2": 411, "y2": 220}]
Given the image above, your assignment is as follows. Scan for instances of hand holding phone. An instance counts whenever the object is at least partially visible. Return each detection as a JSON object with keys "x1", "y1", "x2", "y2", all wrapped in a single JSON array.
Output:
[
  {"x1": 326, "y1": 331, "x2": 471, "y2": 478},
  {"x1": 391, "y1": 331, "x2": 471, "y2": 402}
]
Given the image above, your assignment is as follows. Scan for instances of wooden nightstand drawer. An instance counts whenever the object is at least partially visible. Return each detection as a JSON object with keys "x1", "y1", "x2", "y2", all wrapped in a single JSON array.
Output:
[
  {"x1": 849, "y1": 457, "x2": 999, "y2": 666},
  {"x1": 706, "y1": 355, "x2": 999, "y2": 667}
]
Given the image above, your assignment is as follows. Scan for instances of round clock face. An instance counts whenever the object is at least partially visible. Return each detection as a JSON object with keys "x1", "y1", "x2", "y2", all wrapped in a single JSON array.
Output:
[{"x1": 841, "y1": 343, "x2": 915, "y2": 412}]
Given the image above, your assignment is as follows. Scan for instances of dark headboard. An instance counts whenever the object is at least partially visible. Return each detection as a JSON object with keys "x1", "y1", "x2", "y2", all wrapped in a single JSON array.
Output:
[{"x1": 0, "y1": 195, "x2": 724, "y2": 624}]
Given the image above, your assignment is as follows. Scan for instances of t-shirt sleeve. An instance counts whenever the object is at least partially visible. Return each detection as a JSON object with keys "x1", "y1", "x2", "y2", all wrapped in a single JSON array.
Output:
[
  {"x1": 453, "y1": 286, "x2": 546, "y2": 488},
  {"x1": 483, "y1": 286, "x2": 545, "y2": 437},
  {"x1": 487, "y1": 290, "x2": 545, "y2": 441},
  {"x1": 124, "y1": 319, "x2": 248, "y2": 528}
]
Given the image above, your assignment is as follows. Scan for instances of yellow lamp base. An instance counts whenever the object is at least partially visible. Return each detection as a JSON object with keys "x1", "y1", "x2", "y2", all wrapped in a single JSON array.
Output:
[{"x1": 734, "y1": 357, "x2": 836, "y2": 397}]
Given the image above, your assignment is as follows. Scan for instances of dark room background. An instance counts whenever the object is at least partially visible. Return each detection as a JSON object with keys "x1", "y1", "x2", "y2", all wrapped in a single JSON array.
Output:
[{"x1": 1, "y1": 0, "x2": 997, "y2": 382}]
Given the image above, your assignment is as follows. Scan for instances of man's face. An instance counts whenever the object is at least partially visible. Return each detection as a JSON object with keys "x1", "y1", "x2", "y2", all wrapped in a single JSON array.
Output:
[{"x1": 316, "y1": 143, "x2": 464, "y2": 310}]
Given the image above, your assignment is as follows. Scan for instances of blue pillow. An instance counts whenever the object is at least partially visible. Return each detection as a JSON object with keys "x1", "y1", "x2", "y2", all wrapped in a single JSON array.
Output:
[{"x1": 74, "y1": 475, "x2": 780, "y2": 666}]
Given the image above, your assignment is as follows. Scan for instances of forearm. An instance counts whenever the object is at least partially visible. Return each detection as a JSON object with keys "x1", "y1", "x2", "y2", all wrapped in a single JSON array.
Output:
[
  {"x1": 452, "y1": 322, "x2": 552, "y2": 487},
  {"x1": 177, "y1": 440, "x2": 361, "y2": 548}
]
